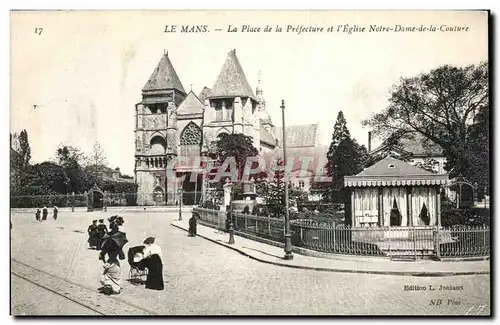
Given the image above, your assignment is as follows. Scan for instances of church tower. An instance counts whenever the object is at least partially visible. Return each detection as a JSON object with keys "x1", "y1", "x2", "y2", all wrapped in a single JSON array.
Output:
[
  {"x1": 134, "y1": 52, "x2": 186, "y2": 205},
  {"x1": 202, "y1": 50, "x2": 260, "y2": 149},
  {"x1": 256, "y1": 72, "x2": 274, "y2": 134}
]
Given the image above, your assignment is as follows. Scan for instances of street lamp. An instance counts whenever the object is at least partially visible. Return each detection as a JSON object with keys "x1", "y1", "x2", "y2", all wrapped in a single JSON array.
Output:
[
  {"x1": 281, "y1": 99, "x2": 293, "y2": 260},
  {"x1": 178, "y1": 187, "x2": 183, "y2": 221},
  {"x1": 228, "y1": 191, "x2": 235, "y2": 244}
]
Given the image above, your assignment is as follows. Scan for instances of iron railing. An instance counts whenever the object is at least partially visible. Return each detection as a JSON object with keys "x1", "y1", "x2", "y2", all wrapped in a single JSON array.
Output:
[{"x1": 192, "y1": 207, "x2": 490, "y2": 260}]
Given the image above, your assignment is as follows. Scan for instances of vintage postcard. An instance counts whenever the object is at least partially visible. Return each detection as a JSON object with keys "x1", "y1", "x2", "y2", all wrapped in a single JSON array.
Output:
[{"x1": 10, "y1": 10, "x2": 490, "y2": 316}]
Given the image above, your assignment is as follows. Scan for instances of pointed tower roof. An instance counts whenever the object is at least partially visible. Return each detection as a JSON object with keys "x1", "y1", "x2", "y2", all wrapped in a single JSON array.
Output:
[
  {"x1": 208, "y1": 50, "x2": 256, "y2": 100},
  {"x1": 198, "y1": 87, "x2": 211, "y2": 103},
  {"x1": 177, "y1": 91, "x2": 205, "y2": 115},
  {"x1": 142, "y1": 52, "x2": 185, "y2": 93}
]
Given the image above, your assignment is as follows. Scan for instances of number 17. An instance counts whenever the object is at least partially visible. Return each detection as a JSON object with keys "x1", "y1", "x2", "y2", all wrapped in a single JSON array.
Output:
[{"x1": 34, "y1": 28, "x2": 43, "y2": 35}]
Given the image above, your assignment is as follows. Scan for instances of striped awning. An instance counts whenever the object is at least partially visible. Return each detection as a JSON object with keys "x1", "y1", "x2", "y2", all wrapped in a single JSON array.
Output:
[{"x1": 344, "y1": 175, "x2": 449, "y2": 188}]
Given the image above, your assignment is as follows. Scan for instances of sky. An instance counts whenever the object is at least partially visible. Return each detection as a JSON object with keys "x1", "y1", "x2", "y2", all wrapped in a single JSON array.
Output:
[{"x1": 10, "y1": 10, "x2": 488, "y2": 175}]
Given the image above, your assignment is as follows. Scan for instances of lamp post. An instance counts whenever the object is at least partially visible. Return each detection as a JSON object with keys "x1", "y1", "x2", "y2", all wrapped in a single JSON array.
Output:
[
  {"x1": 178, "y1": 187, "x2": 183, "y2": 221},
  {"x1": 281, "y1": 99, "x2": 293, "y2": 260},
  {"x1": 228, "y1": 191, "x2": 235, "y2": 244}
]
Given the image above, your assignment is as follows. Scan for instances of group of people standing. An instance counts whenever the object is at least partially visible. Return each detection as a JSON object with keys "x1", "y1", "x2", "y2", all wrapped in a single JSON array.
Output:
[
  {"x1": 88, "y1": 215, "x2": 164, "y2": 295},
  {"x1": 87, "y1": 217, "x2": 123, "y2": 250},
  {"x1": 35, "y1": 206, "x2": 58, "y2": 221}
]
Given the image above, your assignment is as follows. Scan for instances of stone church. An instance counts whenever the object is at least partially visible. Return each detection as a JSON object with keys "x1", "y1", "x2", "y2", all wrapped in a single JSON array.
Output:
[{"x1": 134, "y1": 50, "x2": 287, "y2": 205}]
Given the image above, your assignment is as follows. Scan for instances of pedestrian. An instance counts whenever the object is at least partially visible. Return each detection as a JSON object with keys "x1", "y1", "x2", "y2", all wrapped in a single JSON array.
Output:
[
  {"x1": 188, "y1": 213, "x2": 198, "y2": 237},
  {"x1": 108, "y1": 216, "x2": 119, "y2": 233},
  {"x1": 96, "y1": 219, "x2": 108, "y2": 249},
  {"x1": 225, "y1": 205, "x2": 231, "y2": 232},
  {"x1": 98, "y1": 250, "x2": 122, "y2": 295},
  {"x1": 42, "y1": 206, "x2": 48, "y2": 221},
  {"x1": 87, "y1": 220, "x2": 99, "y2": 249},
  {"x1": 35, "y1": 208, "x2": 41, "y2": 222},
  {"x1": 142, "y1": 237, "x2": 164, "y2": 291},
  {"x1": 53, "y1": 206, "x2": 58, "y2": 220}
]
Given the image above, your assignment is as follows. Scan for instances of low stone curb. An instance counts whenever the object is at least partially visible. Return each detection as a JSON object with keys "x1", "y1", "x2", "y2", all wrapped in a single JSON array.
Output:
[{"x1": 171, "y1": 222, "x2": 490, "y2": 277}]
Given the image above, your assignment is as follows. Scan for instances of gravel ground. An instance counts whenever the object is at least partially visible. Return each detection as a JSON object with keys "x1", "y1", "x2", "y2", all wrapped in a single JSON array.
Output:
[{"x1": 10, "y1": 210, "x2": 491, "y2": 316}]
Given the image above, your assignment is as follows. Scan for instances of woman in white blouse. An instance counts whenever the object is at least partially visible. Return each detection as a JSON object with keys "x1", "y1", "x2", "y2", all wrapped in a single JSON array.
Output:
[{"x1": 142, "y1": 237, "x2": 164, "y2": 290}]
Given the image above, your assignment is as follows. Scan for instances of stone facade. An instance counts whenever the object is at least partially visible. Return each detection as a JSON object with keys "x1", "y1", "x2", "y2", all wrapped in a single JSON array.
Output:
[{"x1": 134, "y1": 50, "x2": 277, "y2": 205}]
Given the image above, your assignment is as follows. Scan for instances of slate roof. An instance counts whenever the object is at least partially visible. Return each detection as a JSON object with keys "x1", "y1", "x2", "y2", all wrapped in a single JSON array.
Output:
[
  {"x1": 259, "y1": 110, "x2": 273, "y2": 125},
  {"x1": 177, "y1": 91, "x2": 205, "y2": 115},
  {"x1": 198, "y1": 87, "x2": 211, "y2": 103},
  {"x1": 208, "y1": 50, "x2": 256, "y2": 100},
  {"x1": 344, "y1": 156, "x2": 448, "y2": 187},
  {"x1": 260, "y1": 125, "x2": 277, "y2": 146},
  {"x1": 371, "y1": 132, "x2": 443, "y2": 156},
  {"x1": 262, "y1": 145, "x2": 329, "y2": 173},
  {"x1": 275, "y1": 124, "x2": 318, "y2": 148},
  {"x1": 142, "y1": 53, "x2": 186, "y2": 93}
]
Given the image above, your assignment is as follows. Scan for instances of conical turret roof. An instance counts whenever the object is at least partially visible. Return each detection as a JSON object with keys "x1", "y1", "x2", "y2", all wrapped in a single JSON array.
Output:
[
  {"x1": 142, "y1": 53, "x2": 185, "y2": 93},
  {"x1": 208, "y1": 50, "x2": 256, "y2": 100}
]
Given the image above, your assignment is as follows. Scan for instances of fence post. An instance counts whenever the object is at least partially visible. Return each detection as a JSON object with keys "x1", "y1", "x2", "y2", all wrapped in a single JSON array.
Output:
[
  {"x1": 434, "y1": 226, "x2": 441, "y2": 260},
  {"x1": 71, "y1": 192, "x2": 75, "y2": 212},
  {"x1": 268, "y1": 215, "x2": 271, "y2": 235},
  {"x1": 413, "y1": 226, "x2": 417, "y2": 261}
]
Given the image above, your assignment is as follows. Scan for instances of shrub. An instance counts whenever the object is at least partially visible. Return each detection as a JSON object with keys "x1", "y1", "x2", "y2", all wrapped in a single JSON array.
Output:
[
  {"x1": 199, "y1": 201, "x2": 220, "y2": 210},
  {"x1": 242, "y1": 206, "x2": 250, "y2": 214},
  {"x1": 441, "y1": 208, "x2": 490, "y2": 227}
]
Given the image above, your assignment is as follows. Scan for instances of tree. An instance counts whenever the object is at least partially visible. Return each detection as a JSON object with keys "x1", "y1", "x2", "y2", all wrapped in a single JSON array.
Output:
[
  {"x1": 414, "y1": 158, "x2": 439, "y2": 174},
  {"x1": 17, "y1": 130, "x2": 31, "y2": 169},
  {"x1": 466, "y1": 104, "x2": 489, "y2": 193},
  {"x1": 257, "y1": 158, "x2": 297, "y2": 218},
  {"x1": 320, "y1": 111, "x2": 367, "y2": 203},
  {"x1": 362, "y1": 62, "x2": 489, "y2": 184},
  {"x1": 209, "y1": 133, "x2": 259, "y2": 183},
  {"x1": 26, "y1": 162, "x2": 70, "y2": 194},
  {"x1": 10, "y1": 130, "x2": 32, "y2": 194},
  {"x1": 362, "y1": 131, "x2": 415, "y2": 169},
  {"x1": 55, "y1": 145, "x2": 90, "y2": 193},
  {"x1": 85, "y1": 141, "x2": 108, "y2": 182}
]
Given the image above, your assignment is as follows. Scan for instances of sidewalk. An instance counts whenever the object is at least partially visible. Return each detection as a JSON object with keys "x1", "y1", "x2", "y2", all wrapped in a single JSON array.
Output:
[{"x1": 171, "y1": 219, "x2": 490, "y2": 277}]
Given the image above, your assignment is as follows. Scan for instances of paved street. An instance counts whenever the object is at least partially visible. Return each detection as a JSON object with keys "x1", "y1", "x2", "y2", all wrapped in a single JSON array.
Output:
[{"x1": 10, "y1": 210, "x2": 490, "y2": 316}]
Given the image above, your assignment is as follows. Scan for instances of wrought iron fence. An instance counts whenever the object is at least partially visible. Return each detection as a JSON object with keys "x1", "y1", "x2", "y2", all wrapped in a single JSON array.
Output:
[
  {"x1": 439, "y1": 225, "x2": 490, "y2": 258},
  {"x1": 192, "y1": 207, "x2": 490, "y2": 260}
]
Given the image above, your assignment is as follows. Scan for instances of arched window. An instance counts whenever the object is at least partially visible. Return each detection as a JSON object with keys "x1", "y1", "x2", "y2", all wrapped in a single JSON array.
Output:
[
  {"x1": 180, "y1": 122, "x2": 202, "y2": 158},
  {"x1": 150, "y1": 135, "x2": 167, "y2": 155}
]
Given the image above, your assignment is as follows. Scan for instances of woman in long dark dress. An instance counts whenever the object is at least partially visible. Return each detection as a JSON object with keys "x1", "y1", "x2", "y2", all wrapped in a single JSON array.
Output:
[
  {"x1": 188, "y1": 213, "x2": 197, "y2": 237},
  {"x1": 87, "y1": 220, "x2": 99, "y2": 249},
  {"x1": 42, "y1": 207, "x2": 48, "y2": 221},
  {"x1": 96, "y1": 219, "x2": 108, "y2": 249},
  {"x1": 142, "y1": 237, "x2": 164, "y2": 290}
]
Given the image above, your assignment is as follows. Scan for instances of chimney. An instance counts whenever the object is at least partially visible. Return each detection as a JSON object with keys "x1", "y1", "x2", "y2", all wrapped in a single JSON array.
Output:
[{"x1": 368, "y1": 131, "x2": 372, "y2": 152}]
